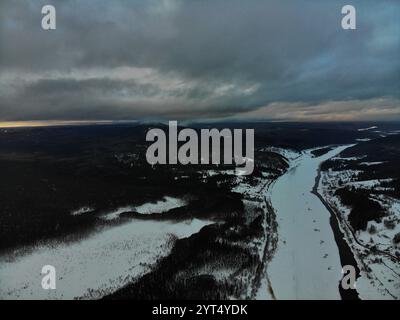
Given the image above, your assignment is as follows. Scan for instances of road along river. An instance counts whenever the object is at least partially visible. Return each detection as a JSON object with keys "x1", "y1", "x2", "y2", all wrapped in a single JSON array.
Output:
[{"x1": 265, "y1": 145, "x2": 357, "y2": 299}]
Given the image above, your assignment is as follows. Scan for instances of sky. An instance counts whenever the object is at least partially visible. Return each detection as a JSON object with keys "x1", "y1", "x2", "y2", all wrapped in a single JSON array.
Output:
[{"x1": 0, "y1": 0, "x2": 399, "y2": 123}]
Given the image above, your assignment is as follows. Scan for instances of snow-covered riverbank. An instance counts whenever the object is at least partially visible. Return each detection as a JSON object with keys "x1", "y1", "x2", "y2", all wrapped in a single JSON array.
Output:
[
  {"x1": 264, "y1": 146, "x2": 351, "y2": 299},
  {"x1": 320, "y1": 164, "x2": 400, "y2": 299}
]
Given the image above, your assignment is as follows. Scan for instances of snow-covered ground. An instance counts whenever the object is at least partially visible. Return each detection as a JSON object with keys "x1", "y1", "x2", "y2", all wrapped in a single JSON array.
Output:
[
  {"x1": 320, "y1": 168, "x2": 400, "y2": 299},
  {"x1": 359, "y1": 161, "x2": 386, "y2": 166},
  {"x1": 132, "y1": 196, "x2": 187, "y2": 215},
  {"x1": 356, "y1": 138, "x2": 372, "y2": 142},
  {"x1": 0, "y1": 217, "x2": 212, "y2": 300},
  {"x1": 261, "y1": 146, "x2": 301, "y2": 161},
  {"x1": 265, "y1": 146, "x2": 350, "y2": 299},
  {"x1": 2, "y1": 143, "x2": 397, "y2": 300},
  {"x1": 101, "y1": 196, "x2": 187, "y2": 220},
  {"x1": 70, "y1": 206, "x2": 94, "y2": 216},
  {"x1": 346, "y1": 179, "x2": 394, "y2": 190},
  {"x1": 358, "y1": 126, "x2": 378, "y2": 132}
]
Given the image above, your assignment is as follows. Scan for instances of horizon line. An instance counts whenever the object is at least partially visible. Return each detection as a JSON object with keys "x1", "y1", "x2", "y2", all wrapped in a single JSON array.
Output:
[{"x1": 1, "y1": 119, "x2": 399, "y2": 129}]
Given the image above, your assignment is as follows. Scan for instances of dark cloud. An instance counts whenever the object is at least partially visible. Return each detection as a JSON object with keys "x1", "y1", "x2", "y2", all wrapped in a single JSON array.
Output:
[{"x1": 0, "y1": 0, "x2": 399, "y2": 121}]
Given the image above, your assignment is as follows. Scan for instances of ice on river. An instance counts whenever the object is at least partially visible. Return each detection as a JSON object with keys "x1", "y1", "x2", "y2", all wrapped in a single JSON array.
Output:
[{"x1": 266, "y1": 146, "x2": 351, "y2": 299}]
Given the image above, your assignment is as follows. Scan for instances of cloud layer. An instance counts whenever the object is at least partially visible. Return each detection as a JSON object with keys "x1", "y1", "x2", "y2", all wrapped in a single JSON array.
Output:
[{"x1": 0, "y1": 0, "x2": 399, "y2": 121}]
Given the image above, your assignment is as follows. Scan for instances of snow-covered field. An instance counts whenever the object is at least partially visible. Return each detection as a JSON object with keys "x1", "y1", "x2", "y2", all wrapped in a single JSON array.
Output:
[
  {"x1": 133, "y1": 196, "x2": 188, "y2": 215},
  {"x1": 358, "y1": 126, "x2": 378, "y2": 132},
  {"x1": 265, "y1": 146, "x2": 350, "y2": 299},
  {"x1": 0, "y1": 217, "x2": 212, "y2": 300},
  {"x1": 101, "y1": 196, "x2": 187, "y2": 220}
]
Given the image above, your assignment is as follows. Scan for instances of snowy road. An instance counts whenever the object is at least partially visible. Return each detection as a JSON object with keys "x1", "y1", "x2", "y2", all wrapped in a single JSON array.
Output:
[{"x1": 266, "y1": 146, "x2": 351, "y2": 299}]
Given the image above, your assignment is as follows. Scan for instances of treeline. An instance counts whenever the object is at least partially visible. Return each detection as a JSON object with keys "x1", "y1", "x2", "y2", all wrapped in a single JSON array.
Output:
[
  {"x1": 311, "y1": 146, "x2": 334, "y2": 157},
  {"x1": 106, "y1": 210, "x2": 264, "y2": 299},
  {"x1": 335, "y1": 187, "x2": 386, "y2": 231}
]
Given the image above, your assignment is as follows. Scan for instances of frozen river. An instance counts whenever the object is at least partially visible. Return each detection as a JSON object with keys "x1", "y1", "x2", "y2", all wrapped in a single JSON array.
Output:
[{"x1": 267, "y1": 146, "x2": 351, "y2": 299}]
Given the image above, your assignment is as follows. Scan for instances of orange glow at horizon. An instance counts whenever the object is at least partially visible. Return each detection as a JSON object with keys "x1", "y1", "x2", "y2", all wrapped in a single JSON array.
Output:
[{"x1": 0, "y1": 120, "x2": 133, "y2": 128}]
